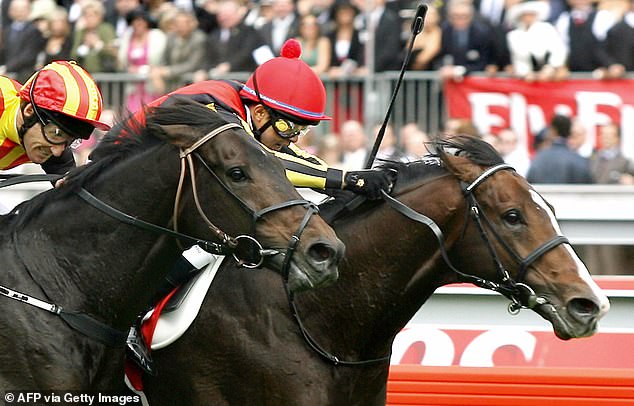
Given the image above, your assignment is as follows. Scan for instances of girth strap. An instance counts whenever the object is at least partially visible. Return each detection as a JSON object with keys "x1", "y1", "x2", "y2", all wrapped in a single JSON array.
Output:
[{"x1": 0, "y1": 282, "x2": 126, "y2": 346}]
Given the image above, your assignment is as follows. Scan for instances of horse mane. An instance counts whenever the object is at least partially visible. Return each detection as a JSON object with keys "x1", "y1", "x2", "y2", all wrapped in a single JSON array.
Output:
[
  {"x1": 322, "y1": 135, "x2": 503, "y2": 222},
  {"x1": 9, "y1": 97, "x2": 232, "y2": 230},
  {"x1": 377, "y1": 135, "x2": 504, "y2": 188},
  {"x1": 434, "y1": 134, "x2": 505, "y2": 167}
]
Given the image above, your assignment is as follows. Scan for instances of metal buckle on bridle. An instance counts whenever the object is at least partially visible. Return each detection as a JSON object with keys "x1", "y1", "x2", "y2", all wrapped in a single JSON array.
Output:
[
  {"x1": 507, "y1": 282, "x2": 547, "y2": 315},
  {"x1": 232, "y1": 235, "x2": 280, "y2": 269}
]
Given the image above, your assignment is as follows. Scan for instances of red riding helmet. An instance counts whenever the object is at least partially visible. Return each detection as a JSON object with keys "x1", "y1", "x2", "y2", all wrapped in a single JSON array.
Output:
[
  {"x1": 241, "y1": 39, "x2": 331, "y2": 123},
  {"x1": 19, "y1": 61, "x2": 111, "y2": 138}
]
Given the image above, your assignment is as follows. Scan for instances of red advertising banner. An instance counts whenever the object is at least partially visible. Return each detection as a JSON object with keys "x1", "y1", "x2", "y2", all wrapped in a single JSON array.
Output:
[
  {"x1": 392, "y1": 278, "x2": 634, "y2": 369},
  {"x1": 392, "y1": 326, "x2": 634, "y2": 369},
  {"x1": 444, "y1": 77, "x2": 634, "y2": 158}
]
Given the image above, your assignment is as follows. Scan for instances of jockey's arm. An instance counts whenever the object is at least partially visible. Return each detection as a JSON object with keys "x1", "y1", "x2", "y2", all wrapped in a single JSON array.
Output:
[{"x1": 274, "y1": 143, "x2": 344, "y2": 190}]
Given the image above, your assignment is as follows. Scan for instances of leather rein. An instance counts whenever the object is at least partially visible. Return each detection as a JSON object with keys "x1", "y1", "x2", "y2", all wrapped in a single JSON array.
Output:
[
  {"x1": 287, "y1": 163, "x2": 569, "y2": 366},
  {"x1": 1, "y1": 122, "x2": 319, "y2": 346}
]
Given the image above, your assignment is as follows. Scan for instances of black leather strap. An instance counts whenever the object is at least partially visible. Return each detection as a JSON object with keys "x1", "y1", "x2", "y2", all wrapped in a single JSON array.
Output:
[{"x1": 77, "y1": 188, "x2": 230, "y2": 255}]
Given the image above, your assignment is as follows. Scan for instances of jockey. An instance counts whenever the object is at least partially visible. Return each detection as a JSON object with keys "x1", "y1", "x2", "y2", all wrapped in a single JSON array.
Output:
[
  {"x1": 0, "y1": 61, "x2": 110, "y2": 176},
  {"x1": 141, "y1": 39, "x2": 390, "y2": 196},
  {"x1": 125, "y1": 39, "x2": 393, "y2": 373}
]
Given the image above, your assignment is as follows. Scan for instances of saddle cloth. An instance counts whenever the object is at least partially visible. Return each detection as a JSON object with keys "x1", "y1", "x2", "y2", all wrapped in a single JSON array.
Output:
[{"x1": 149, "y1": 253, "x2": 225, "y2": 350}]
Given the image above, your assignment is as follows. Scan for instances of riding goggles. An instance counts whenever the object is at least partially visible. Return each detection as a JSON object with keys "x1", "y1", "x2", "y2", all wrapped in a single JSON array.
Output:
[
  {"x1": 271, "y1": 116, "x2": 311, "y2": 139},
  {"x1": 29, "y1": 72, "x2": 82, "y2": 149}
]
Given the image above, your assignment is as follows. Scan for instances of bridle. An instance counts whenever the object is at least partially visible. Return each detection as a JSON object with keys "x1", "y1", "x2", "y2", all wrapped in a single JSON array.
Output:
[
  {"x1": 458, "y1": 164, "x2": 569, "y2": 313},
  {"x1": 80, "y1": 122, "x2": 319, "y2": 276},
  {"x1": 288, "y1": 163, "x2": 569, "y2": 366},
  {"x1": 384, "y1": 163, "x2": 569, "y2": 314},
  {"x1": 2, "y1": 122, "x2": 319, "y2": 345}
]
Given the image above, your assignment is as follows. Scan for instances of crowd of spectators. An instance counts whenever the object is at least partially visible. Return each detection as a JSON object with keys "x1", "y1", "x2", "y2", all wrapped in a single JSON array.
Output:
[{"x1": 4, "y1": 0, "x2": 634, "y2": 98}]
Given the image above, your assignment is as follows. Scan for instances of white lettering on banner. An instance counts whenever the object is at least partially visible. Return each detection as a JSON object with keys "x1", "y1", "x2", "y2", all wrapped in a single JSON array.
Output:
[
  {"x1": 467, "y1": 92, "x2": 508, "y2": 134},
  {"x1": 465, "y1": 89, "x2": 634, "y2": 159},
  {"x1": 459, "y1": 328, "x2": 536, "y2": 367},
  {"x1": 391, "y1": 326, "x2": 537, "y2": 367},
  {"x1": 576, "y1": 91, "x2": 622, "y2": 154}
]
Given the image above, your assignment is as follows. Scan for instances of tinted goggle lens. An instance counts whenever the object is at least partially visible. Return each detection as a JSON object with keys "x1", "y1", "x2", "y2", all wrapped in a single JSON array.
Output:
[{"x1": 273, "y1": 118, "x2": 311, "y2": 139}]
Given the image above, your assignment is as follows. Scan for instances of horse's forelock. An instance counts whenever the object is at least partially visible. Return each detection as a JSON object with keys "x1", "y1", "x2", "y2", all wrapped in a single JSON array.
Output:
[{"x1": 435, "y1": 135, "x2": 505, "y2": 167}]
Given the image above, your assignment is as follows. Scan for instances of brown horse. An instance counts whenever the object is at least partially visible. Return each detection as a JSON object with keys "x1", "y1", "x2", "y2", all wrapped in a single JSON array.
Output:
[
  {"x1": 0, "y1": 99, "x2": 343, "y2": 390},
  {"x1": 144, "y1": 135, "x2": 609, "y2": 405}
]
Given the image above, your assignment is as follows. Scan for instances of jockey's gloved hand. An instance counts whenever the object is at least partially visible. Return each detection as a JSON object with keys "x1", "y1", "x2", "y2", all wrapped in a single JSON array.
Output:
[{"x1": 344, "y1": 169, "x2": 393, "y2": 200}]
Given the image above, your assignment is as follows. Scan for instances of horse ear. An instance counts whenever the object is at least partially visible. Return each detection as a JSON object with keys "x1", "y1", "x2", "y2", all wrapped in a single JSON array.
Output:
[
  {"x1": 154, "y1": 124, "x2": 199, "y2": 148},
  {"x1": 440, "y1": 149, "x2": 482, "y2": 183}
]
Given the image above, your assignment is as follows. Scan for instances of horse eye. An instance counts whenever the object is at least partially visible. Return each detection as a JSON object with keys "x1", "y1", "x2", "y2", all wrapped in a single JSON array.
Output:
[
  {"x1": 503, "y1": 209, "x2": 522, "y2": 226},
  {"x1": 227, "y1": 167, "x2": 247, "y2": 182}
]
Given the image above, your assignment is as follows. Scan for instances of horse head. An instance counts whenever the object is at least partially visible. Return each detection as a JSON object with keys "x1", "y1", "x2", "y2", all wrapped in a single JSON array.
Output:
[
  {"x1": 438, "y1": 135, "x2": 609, "y2": 339},
  {"x1": 142, "y1": 99, "x2": 344, "y2": 292}
]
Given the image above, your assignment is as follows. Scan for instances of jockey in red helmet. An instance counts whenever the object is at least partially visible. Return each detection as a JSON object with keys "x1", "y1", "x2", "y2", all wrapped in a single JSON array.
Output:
[
  {"x1": 143, "y1": 39, "x2": 392, "y2": 198},
  {"x1": 0, "y1": 61, "x2": 110, "y2": 174}
]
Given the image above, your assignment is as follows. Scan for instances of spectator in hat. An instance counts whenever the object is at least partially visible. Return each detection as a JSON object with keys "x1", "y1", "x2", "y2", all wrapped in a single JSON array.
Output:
[
  {"x1": 117, "y1": 7, "x2": 167, "y2": 112},
  {"x1": 506, "y1": 0, "x2": 568, "y2": 81},
  {"x1": 327, "y1": 0, "x2": 364, "y2": 77}
]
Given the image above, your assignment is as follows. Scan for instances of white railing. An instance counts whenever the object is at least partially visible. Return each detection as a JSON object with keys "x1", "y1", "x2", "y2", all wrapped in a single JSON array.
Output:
[
  {"x1": 2, "y1": 182, "x2": 633, "y2": 246},
  {"x1": 535, "y1": 184, "x2": 634, "y2": 245}
]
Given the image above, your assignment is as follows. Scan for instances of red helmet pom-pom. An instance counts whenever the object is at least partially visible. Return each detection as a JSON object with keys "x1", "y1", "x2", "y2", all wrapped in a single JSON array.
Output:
[{"x1": 280, "y1": 39, "x2": 302, "y2": 59}]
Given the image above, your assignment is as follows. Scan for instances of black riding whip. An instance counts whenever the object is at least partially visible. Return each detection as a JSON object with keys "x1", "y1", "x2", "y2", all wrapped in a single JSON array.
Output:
[{"x1": 363, "y1": 3, "x2": 428, "y2": 169}]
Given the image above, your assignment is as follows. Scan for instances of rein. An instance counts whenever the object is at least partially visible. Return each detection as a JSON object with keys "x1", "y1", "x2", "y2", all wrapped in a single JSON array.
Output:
[
  {"x1": 286, "y1": 163, "x2": 570, "y2": 367},
  {"x1": 0, "y1": 122, "x2": 320, "y2": 346}
]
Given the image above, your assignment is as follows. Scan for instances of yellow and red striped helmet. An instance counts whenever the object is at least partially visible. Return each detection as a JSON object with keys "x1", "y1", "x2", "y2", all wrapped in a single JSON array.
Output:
[{"x1": 18, "y1": 61, "x2": 111, "y2": 135}]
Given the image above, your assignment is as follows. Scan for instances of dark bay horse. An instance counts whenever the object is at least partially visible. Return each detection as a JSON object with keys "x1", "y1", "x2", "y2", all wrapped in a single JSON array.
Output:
[
  {"x1": 0, "y1": 99, "x2": 343, "y2": 390},
  {"x1": 145, "y1": 135, "x2": 609, "y2": 405}
]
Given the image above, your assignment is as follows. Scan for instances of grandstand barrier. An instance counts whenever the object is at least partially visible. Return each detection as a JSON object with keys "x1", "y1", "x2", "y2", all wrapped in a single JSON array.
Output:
[
  {"x1": 386, "y1": 365, "x2": 634, "y2": 406},
  {"x1": 3, "y1": 183, "x2": 634, "y2": 245}
]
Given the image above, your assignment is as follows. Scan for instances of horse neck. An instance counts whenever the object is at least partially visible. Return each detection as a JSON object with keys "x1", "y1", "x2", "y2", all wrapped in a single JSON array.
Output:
[
  {"x1": 304, "y1": 175, "x2": 465, "y2": 356},
  {"x1": 15, "y1": 146, "x2": 182, "y2": 329}
]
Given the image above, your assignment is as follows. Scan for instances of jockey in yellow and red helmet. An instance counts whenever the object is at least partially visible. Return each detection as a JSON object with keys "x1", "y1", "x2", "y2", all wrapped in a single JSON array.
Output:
[
  {"x1": 0, "y1": 60, "x2": 110, "y2": 174},
  {"x1": 142, "y1": 39, "x2": 392, "y2": 198}
]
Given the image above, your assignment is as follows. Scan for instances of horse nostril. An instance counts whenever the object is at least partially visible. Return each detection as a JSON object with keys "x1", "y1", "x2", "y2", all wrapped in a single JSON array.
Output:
[
  {"x1": 308, "y1": 242, "x2": 334, "y2": 263},
  {"x1": 567, "y1": 298, "x2": 600, "y2": 322}
]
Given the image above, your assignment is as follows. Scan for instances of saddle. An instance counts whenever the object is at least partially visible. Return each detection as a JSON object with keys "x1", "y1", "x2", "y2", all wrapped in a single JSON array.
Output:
[{"x1": 146, "y1": 254, "x2": 225, "y2": 350}]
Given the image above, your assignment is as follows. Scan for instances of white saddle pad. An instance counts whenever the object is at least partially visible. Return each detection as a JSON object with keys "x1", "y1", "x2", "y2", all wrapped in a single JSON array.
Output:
[{"x1": 150, "y1": 254, "x2": 224, "y2": 350}]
